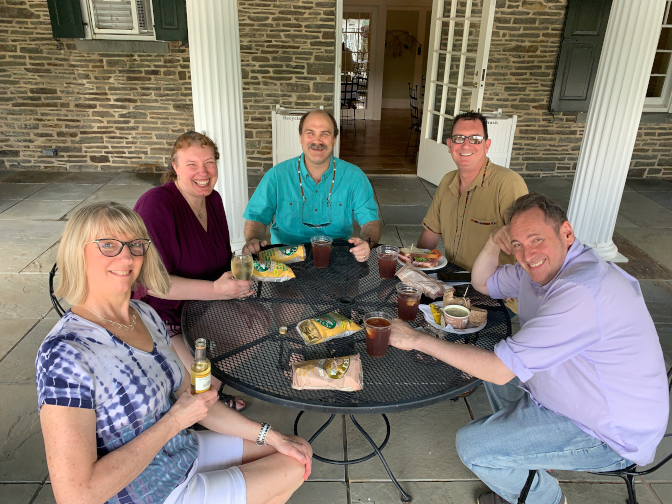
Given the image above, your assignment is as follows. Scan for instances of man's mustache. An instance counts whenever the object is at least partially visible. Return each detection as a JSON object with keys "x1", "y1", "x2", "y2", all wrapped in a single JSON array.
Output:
[{"x1": 308, "y1": 143, "x2": 328, "y2": 150}]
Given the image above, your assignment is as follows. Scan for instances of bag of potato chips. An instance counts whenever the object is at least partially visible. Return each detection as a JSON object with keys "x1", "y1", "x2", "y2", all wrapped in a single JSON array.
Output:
[
  {"x1": 292, "y1": 354, "x2": 363, "y2": 391},
  {"x1": 252, "y1": 260, "x2": 295, "y2": 282},
  {"x1": 258, "y1": 245, "x2": 306, "y2": 264},
  {"x1": 296, "y1": 312, "x2": 362, "y2": 346}
]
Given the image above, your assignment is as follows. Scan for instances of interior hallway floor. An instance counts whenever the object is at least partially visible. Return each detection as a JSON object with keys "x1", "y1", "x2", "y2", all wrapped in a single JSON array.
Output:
[
  {"x1": 339, "y1": 108, "x2": 418, "y2": 175},
  {"x1": 1, "y1": 169, "x2": 672, "y2": 504}
]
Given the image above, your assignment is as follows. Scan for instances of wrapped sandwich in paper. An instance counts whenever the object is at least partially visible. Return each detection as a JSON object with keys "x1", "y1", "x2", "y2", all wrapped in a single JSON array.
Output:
[
  {"x1": 292, "y1": 354, "x2": 363, "y2": 391},
  {"x1": 395, "y1": 263, "x2": 448, "y2": 299}
]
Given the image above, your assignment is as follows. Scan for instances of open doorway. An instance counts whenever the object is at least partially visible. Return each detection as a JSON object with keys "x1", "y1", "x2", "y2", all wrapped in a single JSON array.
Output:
[{"x1": 338, "y1": 1, "x2": 431, "y2": 175}]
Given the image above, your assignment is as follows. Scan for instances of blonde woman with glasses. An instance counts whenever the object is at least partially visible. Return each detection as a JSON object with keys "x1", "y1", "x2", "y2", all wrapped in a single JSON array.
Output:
[{"x1": 36, "y1": 202, "x2": 311, "y2": 504}]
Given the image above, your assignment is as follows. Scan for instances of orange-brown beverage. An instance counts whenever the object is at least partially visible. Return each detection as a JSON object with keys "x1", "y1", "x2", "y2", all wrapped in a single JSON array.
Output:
[
  {"x1": 377, "y1": 245, "x2": 399, "y2": 279},
  {"x1": 311, "y1": 235, "x2": 333, "y2": 268},
  {"x1": 364, "y1": 312, "x2": 393, "y2": 358},
  {"x1": 396, "y1": 283, "x2": 421, "y2": 321}
]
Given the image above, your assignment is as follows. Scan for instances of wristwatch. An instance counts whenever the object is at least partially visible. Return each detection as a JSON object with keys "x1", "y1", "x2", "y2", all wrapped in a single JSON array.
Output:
[{"x1": 256, "y1": 422, "x2": 271, "y2": 446}]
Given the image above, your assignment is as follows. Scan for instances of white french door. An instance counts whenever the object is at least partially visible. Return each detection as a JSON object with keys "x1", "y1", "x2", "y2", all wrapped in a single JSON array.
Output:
[{"x1": 417, "y1": 0, "x2": 496, "y2": 186}]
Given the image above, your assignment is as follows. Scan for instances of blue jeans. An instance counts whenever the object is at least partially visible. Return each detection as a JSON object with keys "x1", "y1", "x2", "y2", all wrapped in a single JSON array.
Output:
[{"x1": 456, "y1": 379, "x2": 631, "y2": 504}]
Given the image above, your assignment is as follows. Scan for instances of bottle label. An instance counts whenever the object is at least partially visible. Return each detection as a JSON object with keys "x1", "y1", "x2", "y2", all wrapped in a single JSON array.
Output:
[{"x1": 194, "y1": 374, "x2": 211, "y2": 393}]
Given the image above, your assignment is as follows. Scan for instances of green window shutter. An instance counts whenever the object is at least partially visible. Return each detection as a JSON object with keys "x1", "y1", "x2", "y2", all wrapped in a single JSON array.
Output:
[
  {"x1": 152, "y1": 0, "x2": 187, "y2": 42},
  {"x1": 550, "y1": 0, "x2": 612, "y2": 112},
  {"x1": 46, "y1": 0, "x2": 85, "y2": 39}
]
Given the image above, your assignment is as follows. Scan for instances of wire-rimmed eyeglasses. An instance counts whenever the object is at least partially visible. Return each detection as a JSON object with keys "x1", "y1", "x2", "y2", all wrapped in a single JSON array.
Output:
[
  {"x1": 85, "y1": 239, "x2": 152, "y2": 257},
  {"x1": 450, "y1": 135, "x2": 486, "y2": 144}
]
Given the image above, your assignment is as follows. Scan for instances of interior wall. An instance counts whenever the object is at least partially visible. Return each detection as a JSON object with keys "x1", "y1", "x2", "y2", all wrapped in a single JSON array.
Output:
[
  {"x1": 344, "y1": 0, "x2": 432, "y2": 118},
  {"x1": 382, "y1": 10, "x2": 420, "y2": 107}
]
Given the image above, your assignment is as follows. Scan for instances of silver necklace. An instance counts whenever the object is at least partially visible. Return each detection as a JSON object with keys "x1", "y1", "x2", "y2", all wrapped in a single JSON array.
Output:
[
  {"x1": 82, "y1": 304, "x2": 137, "y2": 331},
  {"x1": 176, "y1": 182, "x2": 205, "y2": 219}
]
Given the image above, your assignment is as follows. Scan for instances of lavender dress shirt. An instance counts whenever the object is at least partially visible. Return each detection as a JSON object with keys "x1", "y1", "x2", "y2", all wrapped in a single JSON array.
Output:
[
  {"x1": 133, "y1": 183, "x2": 233, "y2": 331},
  {"x1": 486, "y1": 239, "x2": 668, "y2": 465}
]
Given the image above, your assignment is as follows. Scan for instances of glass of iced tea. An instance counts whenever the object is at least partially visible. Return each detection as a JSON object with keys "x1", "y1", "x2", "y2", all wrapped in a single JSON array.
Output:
[
  {"x1": 396, "y1": 283, "x2": 421, "y2": 321},
  {"x1": 363, "y1": 311, "x2": 393, "y2": 358},
  {"x1": 377, "y1": 245, "x2": 399, "y2": 279},
  {"x1": 310, "y1": 235, "x2": 333, "y2": 268},
  {"x1": 231, "y1": 252, "x2": 253, "y2": 280}
]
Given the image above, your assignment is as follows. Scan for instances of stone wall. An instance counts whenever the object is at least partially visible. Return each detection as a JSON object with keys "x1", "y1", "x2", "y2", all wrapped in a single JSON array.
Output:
[
  {"x1": 0, "y1": 1, "x2": 194, "y2": 172},
  {"x1": 484, "y1": 0, "x2": 672, "y2": 178},
  {"x1": 239, "y1": 0, "x2": 336, "y2": 170},
  {"x1": 0, "y1": 0, "x2": 669, "y2": 177},
  {"x1": 0, "y1": 0, "x2": 336, "y2": 172}
]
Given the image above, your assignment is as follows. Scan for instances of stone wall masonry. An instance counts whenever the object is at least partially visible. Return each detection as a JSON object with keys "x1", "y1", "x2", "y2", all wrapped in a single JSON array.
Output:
[
  {"x1": 238, "y1": 0, "x2": 336, "y2": 170},
  {"x1": 483, "y1": 0, "x2": 672, "y2": 178},
  {"x1": 0, "y1": 0, "x2": 670, "y2": 178},
  {"x1": 0, "y1": 0, "x2": 194, "y2": 172}
]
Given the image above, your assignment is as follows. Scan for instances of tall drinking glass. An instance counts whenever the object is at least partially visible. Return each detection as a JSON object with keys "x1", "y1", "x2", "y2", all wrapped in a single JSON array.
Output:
[
  {"x1": 377, "y1": 245, "x2": 399, "y2": 279},
  {"x1": 396, "y1": 283, "x2": 421, "y2": 321},
  {"x1": 310, "y1": 235, "x2": 333, "y2": 268},
  {"x1": 363, "y1": 311, "x2": 393, "y2": 358},
  {"x1": 231, "y1": 252, "x2": 253, "y2": 280}
]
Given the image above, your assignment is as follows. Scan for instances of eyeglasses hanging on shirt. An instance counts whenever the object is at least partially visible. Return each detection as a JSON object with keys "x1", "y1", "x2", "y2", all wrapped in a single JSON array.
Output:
[{"x1": 297, "y1": 156, "x2": 336, "y2": 229}]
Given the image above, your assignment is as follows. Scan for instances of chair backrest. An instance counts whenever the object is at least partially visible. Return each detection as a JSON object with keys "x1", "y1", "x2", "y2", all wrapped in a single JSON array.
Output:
[
  {"x1": 409, "y1": 83, "x2": 420, "y2": 129},
  {"x1": 49, "y1": 263, "x2": 65, "y2": 317},
  {"x1": 341, "y1": 82, "x2": 357, "y2": 108}
]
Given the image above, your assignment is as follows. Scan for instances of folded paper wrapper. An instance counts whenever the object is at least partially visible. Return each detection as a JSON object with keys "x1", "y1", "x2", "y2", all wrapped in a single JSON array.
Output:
[
  {"x1": 291, "y1": 354, "x2": 363, "y2": 391},
  {"x1": 396, "y1": 263, "x2": 452, "y2": 299}
]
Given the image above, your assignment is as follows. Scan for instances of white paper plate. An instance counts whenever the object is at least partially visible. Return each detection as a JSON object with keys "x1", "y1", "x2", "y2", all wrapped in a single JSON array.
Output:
[
  {"x1": 419, "y1": 301, "x2": 487, "y2": 334},
  {"x1": 397, "y1": 255, "x2": 448, "y2": 271}
]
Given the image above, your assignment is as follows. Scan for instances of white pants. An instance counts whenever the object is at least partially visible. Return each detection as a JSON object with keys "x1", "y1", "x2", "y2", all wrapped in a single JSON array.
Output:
[{"x1": 165, "y1": 430, "x2": 246, "y2": 504}]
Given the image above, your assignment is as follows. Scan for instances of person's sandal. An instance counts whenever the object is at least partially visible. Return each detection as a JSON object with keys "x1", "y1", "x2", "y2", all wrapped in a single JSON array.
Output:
[{"x1": 218, "y1": 388, "x2": 247, "y2": 412}]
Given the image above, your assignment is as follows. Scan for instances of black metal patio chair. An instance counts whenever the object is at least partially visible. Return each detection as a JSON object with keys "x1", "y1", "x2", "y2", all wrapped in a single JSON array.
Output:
[
  {"x1": 517, "y1": 366, "x2": 672, "y2": 504},
  {"x1": 406, "y1": 82, "x2": 421, "y2": 163},
  {"x1": 49, "y1": 263, "x2": 65, "y2": 317}
]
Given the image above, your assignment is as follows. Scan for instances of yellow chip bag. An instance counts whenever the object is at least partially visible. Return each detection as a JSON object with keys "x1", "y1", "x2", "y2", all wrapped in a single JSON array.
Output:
[
  {"x1": 258, "y1": 245, "x2": 306, "y2": 264},
  {"x1": 252, "y1": 260, "x2": 295, "y2": 282},
  {"x1": 296, "y1": 312, "x2": 362, "y2": 346}
]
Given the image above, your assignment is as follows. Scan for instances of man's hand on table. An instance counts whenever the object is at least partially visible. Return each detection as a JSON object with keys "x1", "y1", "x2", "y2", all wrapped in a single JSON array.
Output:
[
  {"x1": 389, "y1": 319, "x2": 427, "y2": 352},
  {"x1": 349, "y1": 237, "x2": 370, "y2": 262},
  {"x1": 214, "y1": 271, "x2": 255, "y2": 300},
  {"x1": 243, "y1": 238, "x2": 267, "y2": 255},
  {"x1": 266, "y1": 431, "x2": 313, "y2": 480}
]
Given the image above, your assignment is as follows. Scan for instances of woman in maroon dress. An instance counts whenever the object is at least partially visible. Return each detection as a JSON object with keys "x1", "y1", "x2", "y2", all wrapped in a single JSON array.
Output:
[{"x1": 134, "y1": 132, "x2": 252, "y2": 410}]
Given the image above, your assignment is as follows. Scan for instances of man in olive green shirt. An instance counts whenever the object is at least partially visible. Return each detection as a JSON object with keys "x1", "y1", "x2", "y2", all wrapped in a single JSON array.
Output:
[{"x1": 416, "y1": 112, "x2": 528, "y2": 312}]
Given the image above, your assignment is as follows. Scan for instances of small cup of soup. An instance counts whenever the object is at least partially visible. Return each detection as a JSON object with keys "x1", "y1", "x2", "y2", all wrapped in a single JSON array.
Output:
[{"x1": 442, "y1": 304, "x2": 470, "y2": 329}]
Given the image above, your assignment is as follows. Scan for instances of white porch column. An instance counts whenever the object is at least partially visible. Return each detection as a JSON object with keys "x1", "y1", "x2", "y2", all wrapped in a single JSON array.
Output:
[
  {"x1": 186, "y1": 0, "x2": 248, "y2": 251},
  {"x1": 567, "y1": 0, "x2": 666, "y2": 262}
]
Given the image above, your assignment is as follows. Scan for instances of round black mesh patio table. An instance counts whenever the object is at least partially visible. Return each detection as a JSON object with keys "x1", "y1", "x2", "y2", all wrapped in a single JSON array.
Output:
[{"x1": 182, "y1": 241, "x2": 511, "y2": 503}]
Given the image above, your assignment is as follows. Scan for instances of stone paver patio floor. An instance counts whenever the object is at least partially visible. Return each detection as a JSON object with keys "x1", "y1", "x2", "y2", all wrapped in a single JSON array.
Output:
[{"x1": 1, "y1": 171, "x2": 672, "y2": 503}]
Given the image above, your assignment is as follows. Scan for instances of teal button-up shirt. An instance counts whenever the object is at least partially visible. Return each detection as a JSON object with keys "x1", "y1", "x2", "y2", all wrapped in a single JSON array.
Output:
[{"x1": 243, "y1": 154, "x2": 379, "y2": 245}]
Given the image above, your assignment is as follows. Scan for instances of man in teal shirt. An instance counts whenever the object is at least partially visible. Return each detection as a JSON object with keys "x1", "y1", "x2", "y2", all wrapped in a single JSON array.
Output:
[{"x1": 243, "y1": 109, "x2": 381, "y2": 262}]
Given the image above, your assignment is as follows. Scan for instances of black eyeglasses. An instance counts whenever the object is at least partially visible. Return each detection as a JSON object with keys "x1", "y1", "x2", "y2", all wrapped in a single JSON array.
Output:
[
  {"x1": 86, "y1": 239, "x2": 152, "y2": 257},
  {"x1": 450, "y1": 135, "x2": 486, "y2": 144}
]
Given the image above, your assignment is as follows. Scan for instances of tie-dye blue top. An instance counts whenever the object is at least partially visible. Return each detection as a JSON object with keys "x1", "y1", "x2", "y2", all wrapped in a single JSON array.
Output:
[{"x1": 35, "y1": 300, "x2": 198, "y2": 504}]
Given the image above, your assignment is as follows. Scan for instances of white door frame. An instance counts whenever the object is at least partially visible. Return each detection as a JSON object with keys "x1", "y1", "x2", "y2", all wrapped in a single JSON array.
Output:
[{"x1": 417, "y1": 0, "x2": 496, "y2": 185}]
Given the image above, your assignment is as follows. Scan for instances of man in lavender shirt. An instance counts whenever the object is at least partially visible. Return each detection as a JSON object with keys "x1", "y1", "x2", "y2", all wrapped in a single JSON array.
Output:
[{"x1": 389, "y1": 194, "x2": 668, "y2": 504}]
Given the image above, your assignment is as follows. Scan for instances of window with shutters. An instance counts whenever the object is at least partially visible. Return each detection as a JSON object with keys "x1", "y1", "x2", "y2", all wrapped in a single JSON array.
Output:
[
  {"x1": 80, "y1": 0, "x2": 155, "y2": 40},
  {"x1": 644, "y1": 0, "x2": 672, "y2": 112}
]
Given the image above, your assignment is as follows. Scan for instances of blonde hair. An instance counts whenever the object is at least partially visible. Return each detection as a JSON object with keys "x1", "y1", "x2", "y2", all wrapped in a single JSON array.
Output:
[
  {"x1": 162, "y1": 131, "x2": 220, "y2": 184},
  {"x1": 56, "y1": 201, "x2": 171, "y2": 305}
]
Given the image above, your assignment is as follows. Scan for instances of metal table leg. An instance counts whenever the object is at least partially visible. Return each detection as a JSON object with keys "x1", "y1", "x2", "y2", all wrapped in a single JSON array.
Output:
[{"x1": 294, "y1": 411, "x2": 412, "y2": 503}]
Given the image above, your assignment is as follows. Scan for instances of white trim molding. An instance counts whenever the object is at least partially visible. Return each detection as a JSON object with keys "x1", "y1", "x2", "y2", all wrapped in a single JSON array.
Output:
[
  {"x1": 186, "y1": 0, "x2": 249, "y2": 252},
  {"x1": 567, "y1": 0, "x2": 667, "y2": 262}
]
